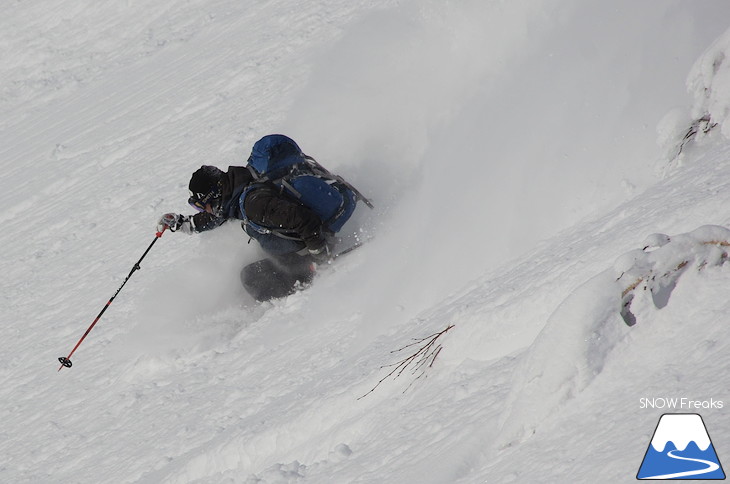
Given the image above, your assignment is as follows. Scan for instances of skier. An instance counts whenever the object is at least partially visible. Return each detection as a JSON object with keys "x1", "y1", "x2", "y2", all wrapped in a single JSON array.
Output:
[{"x1": 157, "y1": 134, "x2": 369, "y2": 300}]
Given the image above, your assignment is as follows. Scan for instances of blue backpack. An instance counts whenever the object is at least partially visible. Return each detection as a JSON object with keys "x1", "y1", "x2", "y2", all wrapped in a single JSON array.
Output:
[{"x1": 240, "y1": 135, "x2": 372, "y2": 239}]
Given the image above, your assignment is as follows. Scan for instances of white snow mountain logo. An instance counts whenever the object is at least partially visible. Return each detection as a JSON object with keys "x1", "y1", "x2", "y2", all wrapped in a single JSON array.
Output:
[{"x1": 637, "y1": 414, "x2": 725, "y2": 480}]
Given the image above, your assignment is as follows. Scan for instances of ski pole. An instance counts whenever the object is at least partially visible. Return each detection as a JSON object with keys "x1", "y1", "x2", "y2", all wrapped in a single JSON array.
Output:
[{"x1": 57, "y1": 228, "x2": 166, "y2": 371}]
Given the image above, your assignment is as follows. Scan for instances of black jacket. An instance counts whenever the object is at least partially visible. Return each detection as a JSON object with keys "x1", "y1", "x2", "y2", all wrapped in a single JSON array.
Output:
[{"x1": 191, "y1": 166, "x2": 325, "y2": 251}]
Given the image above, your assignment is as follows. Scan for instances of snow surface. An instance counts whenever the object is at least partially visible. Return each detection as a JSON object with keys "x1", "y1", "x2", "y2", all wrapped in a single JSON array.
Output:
[{"x1": 3, "y1": 1, "x2": 730, "y2": 483}]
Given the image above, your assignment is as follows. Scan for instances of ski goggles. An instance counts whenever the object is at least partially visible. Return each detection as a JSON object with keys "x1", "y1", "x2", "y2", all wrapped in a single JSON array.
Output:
[
  {"x1": 188, "y1": 198, "x2": 207, "y2": 212},
  {"x1": 188, "y1": 188, "x2": 221, "y2": 212}
]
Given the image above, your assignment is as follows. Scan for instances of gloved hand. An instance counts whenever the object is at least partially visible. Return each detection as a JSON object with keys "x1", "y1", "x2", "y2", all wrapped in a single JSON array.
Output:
[{"x1": 157, "y1": 213, "x2": 193, "y2": 234}]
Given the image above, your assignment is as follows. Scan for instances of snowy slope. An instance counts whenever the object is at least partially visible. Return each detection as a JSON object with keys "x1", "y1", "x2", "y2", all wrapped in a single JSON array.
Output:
[{"x1": 2, "y1": 1, "x2": 730, "y2": 483}]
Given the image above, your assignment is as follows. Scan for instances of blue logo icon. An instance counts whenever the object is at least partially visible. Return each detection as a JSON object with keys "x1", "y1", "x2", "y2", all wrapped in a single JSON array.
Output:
[{"x1": 637, "y1": 413, "x2": 725, "y2": 480}]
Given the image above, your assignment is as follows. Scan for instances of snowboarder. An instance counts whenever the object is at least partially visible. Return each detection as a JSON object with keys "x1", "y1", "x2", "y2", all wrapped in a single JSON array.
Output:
[{"x1": 157, "y1": 134, "x2": 370, "y2": 300}]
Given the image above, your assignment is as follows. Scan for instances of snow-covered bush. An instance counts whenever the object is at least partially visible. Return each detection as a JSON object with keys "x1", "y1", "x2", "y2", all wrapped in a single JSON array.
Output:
[
  {"x1": 688, "y1": 28, "x2": 730, "y2": 139},
  {"x1": 618, "y1": 225, "x2": 730, "y2": 326},
  {"x1": 498, "y1": 225, "x2": 730, "y2": 447},
  {"x1": 659, "y1": 27, "x2": 730, "y2": 161}
]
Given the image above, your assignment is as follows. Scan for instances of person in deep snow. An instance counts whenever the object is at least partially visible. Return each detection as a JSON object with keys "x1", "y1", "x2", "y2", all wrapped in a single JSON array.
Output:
[{"x1": 157, "y1": 134, "x2": 367, "y2": 300}]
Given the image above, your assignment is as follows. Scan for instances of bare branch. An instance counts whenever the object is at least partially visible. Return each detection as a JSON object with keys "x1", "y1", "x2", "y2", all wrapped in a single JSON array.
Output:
[{"x1": 358, "y1": 324, "x2": 455, "y2": 400}]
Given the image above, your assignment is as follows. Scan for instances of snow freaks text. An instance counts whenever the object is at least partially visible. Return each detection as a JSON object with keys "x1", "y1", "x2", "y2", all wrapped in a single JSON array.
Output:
[{"x1": 640, "y1": 398, "x2": 724, "y2": 410}]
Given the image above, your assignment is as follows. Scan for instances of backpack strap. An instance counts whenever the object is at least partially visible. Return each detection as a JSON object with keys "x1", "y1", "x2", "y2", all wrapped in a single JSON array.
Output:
[
  {"x1": 302, "y1": 155, "x2": 374, "y2": 209},
  {"x1": 247, "y1": 158, "x2": 304, "y2": 198},
  {"x1": 246, "y1": 164, "x2": 264, "y2": 182}
]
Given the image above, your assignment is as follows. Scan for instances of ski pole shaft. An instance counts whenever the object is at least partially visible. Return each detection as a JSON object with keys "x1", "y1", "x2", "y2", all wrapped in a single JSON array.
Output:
[{"x1": 58, "y1": 229, "x2": 165, "y2": 371}]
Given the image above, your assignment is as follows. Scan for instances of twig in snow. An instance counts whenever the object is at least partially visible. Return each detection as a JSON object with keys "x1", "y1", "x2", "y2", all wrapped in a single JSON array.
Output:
[{"x1": 358, "y1": 324, "x2": 455, "y2": 400}]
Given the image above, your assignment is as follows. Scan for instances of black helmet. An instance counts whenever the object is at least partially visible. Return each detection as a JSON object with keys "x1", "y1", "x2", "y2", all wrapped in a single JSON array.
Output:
[{"x1": 188, "y1": 165, "x2": 224, "y2": 214}]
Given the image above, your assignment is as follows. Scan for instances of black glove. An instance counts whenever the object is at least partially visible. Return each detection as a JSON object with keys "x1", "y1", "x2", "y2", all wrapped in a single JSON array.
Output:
[{"x1": 157, "y1": 213, "x2": 193, "y2": 233}]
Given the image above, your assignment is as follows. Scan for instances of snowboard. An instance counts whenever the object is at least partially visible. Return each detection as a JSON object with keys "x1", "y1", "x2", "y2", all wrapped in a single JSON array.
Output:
[
  {"x1": 240, "y1": 241, "x2": 365, "y2": 302},
  {"x1": 240, "y1": 256, "x2": 315, "y2": 302}
]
